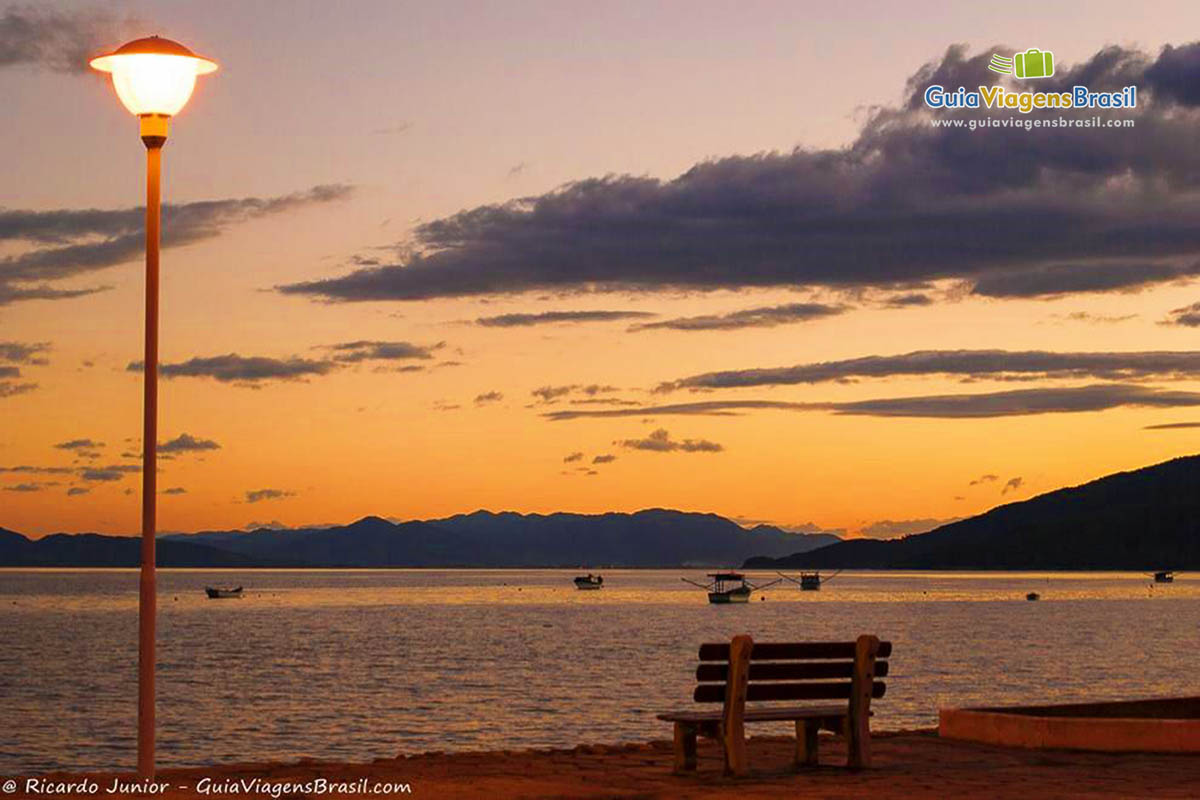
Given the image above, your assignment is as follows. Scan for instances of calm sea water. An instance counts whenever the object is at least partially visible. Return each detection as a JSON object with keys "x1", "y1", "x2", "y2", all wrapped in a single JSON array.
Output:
[{"x1": 1, "y1": 569, "x2": 1196, "y2": 773}]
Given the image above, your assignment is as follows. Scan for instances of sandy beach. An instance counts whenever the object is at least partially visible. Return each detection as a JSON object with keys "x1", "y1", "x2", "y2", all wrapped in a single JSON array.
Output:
[{"x1": 11, "y1": 731, "x2": 1200, "y2": 799}]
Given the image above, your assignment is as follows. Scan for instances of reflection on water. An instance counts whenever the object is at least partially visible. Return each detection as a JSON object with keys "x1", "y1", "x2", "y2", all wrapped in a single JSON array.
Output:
[{"x1": 1, "y1": 569, "x2": 1195, "y2": 772}]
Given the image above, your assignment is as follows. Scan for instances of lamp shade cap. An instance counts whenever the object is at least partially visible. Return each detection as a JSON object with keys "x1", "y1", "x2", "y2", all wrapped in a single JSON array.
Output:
[{"x1": 90, "y1": 36, "x2": 218, "y2": 74}]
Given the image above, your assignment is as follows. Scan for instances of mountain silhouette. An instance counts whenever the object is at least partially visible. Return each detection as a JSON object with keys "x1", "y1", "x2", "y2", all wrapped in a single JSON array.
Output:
[
  {"x1": 746, "y1": 454, "x2": 1200, "y2": 570},
  {"x1": 0, "y1": 510, "x2": 838, "y2": 568}
]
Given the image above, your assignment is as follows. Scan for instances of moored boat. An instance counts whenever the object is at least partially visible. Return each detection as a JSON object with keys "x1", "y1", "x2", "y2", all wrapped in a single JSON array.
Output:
[
  {"x1": 683, "y1": 572, "x2": 778, "y2": 604},
  {"x1": 1026, "y1": 592, "x2": 1040, "y2": 601},
  {"x1": 205, "y1": 586, "x2": 243, "y2": 599},
  {"x1": 778, "y1": 569, "x2": 842, "y2": 592},
  {"x1": 573, "y1": 573, "x2": 603, "y2": 590},
  {"x1": 1153, "y1": 571, "x2": 1175, "y2": 584}
]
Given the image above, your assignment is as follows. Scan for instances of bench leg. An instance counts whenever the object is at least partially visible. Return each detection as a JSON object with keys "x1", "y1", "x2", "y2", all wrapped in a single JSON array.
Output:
[
  {"x1": 673, "y1": 722, "x2": 697, "y2": 773},
  {"x1": 794, "y1": 718, "x2": 820, "y2": 769},
  {"x1": 721, "y1": 721, "x2": 748, "y2": 777},
  {"x1": 847, "y1": 715, "x2": 871, "y2": 769}
]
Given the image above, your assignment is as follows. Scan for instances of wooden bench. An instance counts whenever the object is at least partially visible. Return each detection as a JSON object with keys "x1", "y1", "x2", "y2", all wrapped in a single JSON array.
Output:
[{"x1": 657, "y1": 634, "x2": 891, "y2": 775}]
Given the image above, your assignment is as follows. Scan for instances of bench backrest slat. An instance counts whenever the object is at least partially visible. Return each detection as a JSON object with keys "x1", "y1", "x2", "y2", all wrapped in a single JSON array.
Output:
[{"x1": 696, "y1": 660, "x2": 889, "y2": 683}]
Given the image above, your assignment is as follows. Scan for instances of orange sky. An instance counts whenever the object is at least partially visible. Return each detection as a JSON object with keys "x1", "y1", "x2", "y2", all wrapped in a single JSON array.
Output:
[{"x1": 3, "y1": 1, "x2": 1200, "y2": 537}]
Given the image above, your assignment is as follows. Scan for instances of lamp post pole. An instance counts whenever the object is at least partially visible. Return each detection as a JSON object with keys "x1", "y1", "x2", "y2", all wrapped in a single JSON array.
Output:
[
  {"x1": 138, "y1": 115, "x2": 166, "y2": 780},
  {"x1": 89, "y1": 35, "x2": 216, "y2": 779}
]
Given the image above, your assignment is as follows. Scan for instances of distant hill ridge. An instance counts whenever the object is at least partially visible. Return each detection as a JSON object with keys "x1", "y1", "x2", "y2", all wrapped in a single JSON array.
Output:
[
  {"x1": 0, "y1": 509, "x2": 839, "y2": 568},
  {"x1": 746, "y1": 454, "x2": 1200, "y2": 571}
]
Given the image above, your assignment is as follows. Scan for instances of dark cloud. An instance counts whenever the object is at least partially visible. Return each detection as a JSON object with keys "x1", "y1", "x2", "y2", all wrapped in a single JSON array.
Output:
[
  {"x1": 823, "y1": 385, "x2": 1200, "y2": 419},
  {"x1": 616, "y1": 428, "x2": 724, "y2": 453},
  {"x1": 0, "y1": 381, "x2": 36, "y2": 398},
  {"x1": 279, "y1": 43, "x2": 1200, "y2": 304},
  {"x1": 884, "y1": 293, "x2": 933, "y2": 308},
  {"x1": 592, "y1": 454, "x2": 617, "y2": 464},
  {"x1": 630, "y1": 302, "x2": 846, "y2": 332},
  {"x1": 0, "y1": 465, "x2": 74, "y2": 475},
  {"x1": 971, "y1": 260, "x2": 1200, "y2": 299},
  {"x1": 128, "y1": 338, "x2": 446, "y2": 386},
  {"x1": 54, "y1": 438, "x2": 103, "y2": 451},
  {"x1": 532, "y1": 384, "x2": 619, "y2": 403},
  {"x1": 162, "y1": 487, "x2": 187, "y2": 495},
  {"x1": 80, "y1": 464, "x2": 139, "y2": 482},
  {"x1": 0, "y1": 366, "x2": 18, "y2": 378},
  {"x1": 0, "y1": 5, "x2": 138, "y2": 73},
  {"x1": 1161, "y1": 301, "x2": 1200, "y2": 327},
  {"x1": 3, "y1": 483, "x2": 42, "y2": 492},
  {"x1": 1059, "y1": 311, "x2": 1137, "y2": 324},
  {"x1": 546, "y1": 384, "x2": 1200, "y2": 421},
  {"x1": 1002, "y1": 477, "x2": 1025, "y2": 494},
  {"x1": 129, "y1": 354, "x2": 337, "y2": 385},
  {"x1": 474, "y1": 391, "x2": 503, "y2": 404},
  {"x1": 245, "y1": 488, "x2": 295, "y2": 503},
  {"x1": 324, "y1": 340, "x2": 442, "y2": 362},
  {"x1": 1144, "y1": 421, "x2": 1200, "y2": 429},
  {"x1": 474, "y1": 310, "x2": 655, "y2": 327},
  {"x1": 2, "y1": 185, "x2": 352, "y2": 307},
  {"x1": 0, "y1": 341, "x2": 50, "y2": 364},
  {"x1": 858, "y1": 518, "x2": 958, "y2": 539},
  {"x1": 969, "y1": 473, "x2": 999, "y2": 486},
  {"x1": 664, "y1": 350, "x2": 1200, "y2": 391},
  {"x1": 158, "y1": 433, "x2": 220, "y2": 454},
  {"x1": 562, "y1": 452, "x2": 584, "y2": 463},
  {"x1": 66, "y1": 487, "x2": 89, "y2": 496}
]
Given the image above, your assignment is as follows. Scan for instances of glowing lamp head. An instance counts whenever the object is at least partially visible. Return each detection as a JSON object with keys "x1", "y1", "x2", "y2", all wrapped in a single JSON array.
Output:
[{"x1": 90, "y1": 36, "x2": 217, "y2": 117}]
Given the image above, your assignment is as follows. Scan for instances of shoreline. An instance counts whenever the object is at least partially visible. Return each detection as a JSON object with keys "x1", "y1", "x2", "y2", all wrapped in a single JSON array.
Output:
[{"x1": 9, "y1": 731, "x2": 1200, "y2": 799}]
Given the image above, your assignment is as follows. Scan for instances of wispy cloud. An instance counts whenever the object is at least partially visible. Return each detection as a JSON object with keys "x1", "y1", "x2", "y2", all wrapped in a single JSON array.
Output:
[
  {"x1": 475, "y1": 310, "x2": 655, "y2": 327},
  {"x1": 0, "y1": 5, "x2": 139, "y2": 74},
  {"x1": 474, "y1": 391, "x2": 503, "y2": 404},
  {"x1": 245, "y1": 488, "x2": 295, "y2": 503},
  {"x1": 616, "y1": 428, "x2": 723, "y2": 453},
  {"x1": 630, "y1": 302, "x2": 846, "y2": 332},
  {"x1": 1144, "y1": 421, "x2": 1200, "y2": 430},
  {"x1": 546, "y1": 384, "x2": 1200, "y2": 421},
  {"x1": 129, "y1": 354, "x2": 337, "y2": 385},
  {"x1": 323, "y1": 340, "x2": 443, "y2": 362},
  {"x1": 0, "y1": 341, "x2": 50, "y2": 364},
  {"x1": 663, "y1": 350, "x2": 1200, "y2": 392},
  {"x1": 1161, "y1": 302, "x2": 1200, "y2": 327},
  {"x1": 158, "y1": 433, "x2": 220, "y2": 454},
  {"x1": 2, "y1": 185, "x2": 353, "y2": 307}
]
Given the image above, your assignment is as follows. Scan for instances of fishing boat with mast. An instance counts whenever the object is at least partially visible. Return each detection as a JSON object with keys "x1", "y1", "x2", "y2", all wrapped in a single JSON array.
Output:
[
  {"x1": 1151, "y1": 570, "x2": 1176, "y2": 584},
  {"x1": 682, "y1": 572, "x2": 779, "y2": 604},
  {"x1": 779, "y1": 570, "x2": 843, "y2": 591}
]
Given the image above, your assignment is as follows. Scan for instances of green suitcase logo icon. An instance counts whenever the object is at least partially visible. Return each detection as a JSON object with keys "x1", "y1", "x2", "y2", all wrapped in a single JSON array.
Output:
[{"x1": 1014, "y1": 48, "x2": 1054, "y2": 79}]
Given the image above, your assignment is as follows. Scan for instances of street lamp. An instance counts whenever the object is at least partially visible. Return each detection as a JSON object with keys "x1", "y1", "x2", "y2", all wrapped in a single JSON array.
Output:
[{"x1": 90, "y1": 35, "x2": 216, "y2": 779}]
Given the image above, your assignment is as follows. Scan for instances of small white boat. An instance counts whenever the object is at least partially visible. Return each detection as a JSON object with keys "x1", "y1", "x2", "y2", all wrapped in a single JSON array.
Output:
[
  {"x1": 205, "y1": 586, "x2": 243, "y2": 599},
  {"x1": 573, "y1": 574, "x2": 603, "y2": 590}
]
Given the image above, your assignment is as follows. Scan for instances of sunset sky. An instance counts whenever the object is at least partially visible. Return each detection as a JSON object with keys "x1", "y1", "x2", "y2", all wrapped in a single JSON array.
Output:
[{"x1": 4, "y1": 0, "x2": 1200, "y2": 537}]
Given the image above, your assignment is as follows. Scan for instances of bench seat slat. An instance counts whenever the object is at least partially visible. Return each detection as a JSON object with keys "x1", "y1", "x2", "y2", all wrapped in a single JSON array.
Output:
[
  {"x1": 698, "y1": 641, "x2": 892, "y2": 661},
  {"x1": 658, "y1": 705, "x2": 850, "y2": 724},
  {"x1": 696, "y1": 660, "x2": 889, "y2": 682}
]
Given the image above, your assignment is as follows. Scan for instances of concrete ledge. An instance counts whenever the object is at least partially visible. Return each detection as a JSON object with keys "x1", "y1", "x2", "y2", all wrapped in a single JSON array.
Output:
[{"x1": 940, "y1": 697, "x2": 1200, "y2": 753}]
